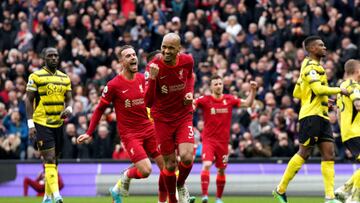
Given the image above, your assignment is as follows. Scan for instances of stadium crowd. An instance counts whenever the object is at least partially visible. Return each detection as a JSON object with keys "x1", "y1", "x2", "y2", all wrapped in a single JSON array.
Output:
[{"x1": 0, "y1": 0, "x2": 359, "y2": 160}]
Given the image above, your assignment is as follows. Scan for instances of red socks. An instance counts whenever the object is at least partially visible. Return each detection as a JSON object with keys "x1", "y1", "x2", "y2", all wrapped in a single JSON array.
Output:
[
  {"x1": 201, "y1": 170, "x2": 210, "y2": 196},
  {"x1": 216, "y1": 174, "x2": 226, "y2": 199},
  {"x1": 163, "y1": 169, "x2": 177, "y2": 203},
  {"x1": 177, "y1": 162, "x2": 193, "y2": 187},
  {"x1": 158, "y1": 170, "x2": 167, "y2": 202},
  {"x1": 127, "y1": 167, "x2": 144, "y2": 179}
]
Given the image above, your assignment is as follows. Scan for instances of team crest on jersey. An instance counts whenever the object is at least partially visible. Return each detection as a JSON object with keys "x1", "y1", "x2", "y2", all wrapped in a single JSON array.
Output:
[
  {"x1": 139, "y1": 84, "x2": 144, "y2": 93},
  {"x1": 125, "y1": 99, "x2": 131, "y2": 108},
  {"x1": 102, "y1": 86, "x2": 108, "y2": 97},
  {"x1": 144, "y1": 71, "x2": 150, "y2": 80},
  {"x1": 222, "y1": 155, "x2": 229, "y2": 164},
  {"x1": 179, "y1": 69, "x2": 183, "y2": 79},
  {"x1": 223, "y1": 99, "x2": 227, "y2": 105},
  {"x1": 210, "y1": 107, "x2": 216, "y2": 115}
]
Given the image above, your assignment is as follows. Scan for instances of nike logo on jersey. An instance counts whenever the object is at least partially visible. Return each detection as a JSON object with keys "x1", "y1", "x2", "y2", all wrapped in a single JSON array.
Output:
[
  {"x1": 122, "y1": 89, "x2": 129, "y2": 93},
  {"x1": 160, "y1": 75, "x2": 168, "y2": 79}
]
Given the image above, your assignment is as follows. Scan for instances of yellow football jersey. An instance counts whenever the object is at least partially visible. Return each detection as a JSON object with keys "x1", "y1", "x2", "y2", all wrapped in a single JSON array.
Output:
[
  {"x1": 26, "y1": 67, "x2": 71, "y2": 128},
  {"x1": 294, "y1": 57, "x2": 341, "y2": 120},
  {"x1": 337, "y1": 79, "x2": 360, "y2": 142}
]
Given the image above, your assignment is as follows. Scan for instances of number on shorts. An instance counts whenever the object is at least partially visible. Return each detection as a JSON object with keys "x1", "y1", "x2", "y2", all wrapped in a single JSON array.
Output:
[{"x1": 188, "y1": 126, "x2": 194, "y2": 139}]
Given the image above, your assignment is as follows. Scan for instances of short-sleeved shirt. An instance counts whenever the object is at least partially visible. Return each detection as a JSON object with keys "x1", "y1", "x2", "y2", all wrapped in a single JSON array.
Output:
[
  {"x1": 145, "y1": 54, "x2": 194, "y2": 122},
  {"x1": 297, "y1": 57, "x2": 330, "y2": 120},
  {"x1": 195, "y1": 94, "x2": 241, "y2": 143},
  {"x1": 101, "y1": 73, "x2": 153, "y2": 137},
  {"x1": 337, "y1": 79, "x2": 360, "y2": 142},
  {"x1": 26, "y1": 67, "x2": 71, "y2": 128}
]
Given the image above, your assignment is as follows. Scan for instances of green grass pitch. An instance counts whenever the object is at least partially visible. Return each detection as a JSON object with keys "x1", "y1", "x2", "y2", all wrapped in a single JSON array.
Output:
[{"x1": 0, "y1": 196, "x2": 324, "y2": 203}]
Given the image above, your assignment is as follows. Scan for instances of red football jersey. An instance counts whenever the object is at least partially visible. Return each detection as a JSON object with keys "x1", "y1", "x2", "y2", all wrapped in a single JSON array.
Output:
[
  {"x1": 195, "y1": 94, "x2": 241, "y2": 143},
  {"x1": 101, "y1": 73, "x2": 153, "y2": 136},
  {"x1": 145, "y1": 53, "x2": 194, "y2": 122}
]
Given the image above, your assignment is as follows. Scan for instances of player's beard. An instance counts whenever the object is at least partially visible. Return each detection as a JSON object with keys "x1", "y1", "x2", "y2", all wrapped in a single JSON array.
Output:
[
  {"x1": 129, "y1": 64, "x2": 138, "y2": 73},
  {"x1": 46, "y1": 61, "x2": 58, "y2": 72},
  {"x1": 163, "y1": 53, "x2": 176, "y2": 64}
]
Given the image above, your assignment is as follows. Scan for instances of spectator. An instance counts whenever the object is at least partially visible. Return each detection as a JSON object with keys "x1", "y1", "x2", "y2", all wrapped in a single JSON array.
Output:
[
  {"x1": 2, "y1": 108, "x2": 28, "y2": 159},
  {"x1": 112, "y1": 142, "x2": 130, "y2": 160},
  {"x1": 272, "y1": 132, "x2": 295, "y2": 157},
  {"x1": 91, "y1": 124, "x2": 113, "y2": 159}
]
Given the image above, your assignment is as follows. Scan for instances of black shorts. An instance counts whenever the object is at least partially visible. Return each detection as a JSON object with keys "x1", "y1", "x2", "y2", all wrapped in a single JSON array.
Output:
[
  {"x1": 299, "y1": 115, "x2": 334, "y2": 146},
  {"x1": 344, "y1": 137, "x2": 360, "y2": 162},
  {"x1": 35, "y1": 123, "x2": 64, "y2": 157}
]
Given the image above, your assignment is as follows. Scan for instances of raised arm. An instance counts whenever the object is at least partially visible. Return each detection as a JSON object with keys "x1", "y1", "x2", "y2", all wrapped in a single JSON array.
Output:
[
  {"x1": 144, "y1": 63, "x2": 159, "y2": 107},
  {"x1": 240, "y1": 81, "x2": 257, "y2": 108}
]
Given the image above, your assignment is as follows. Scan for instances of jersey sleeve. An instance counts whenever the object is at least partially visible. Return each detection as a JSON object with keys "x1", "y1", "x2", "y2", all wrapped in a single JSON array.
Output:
[
  {"x1": 194, "y1": 96, "x2": 206, "y2": 108},
  {"x1": 26, "y1": 73, "x2": 38, "y2": 92},
  {"x1": 350, "y1": 85, "x2": 360, "y2": 102},
  {"x1": 293, "y1": 78, "x2": 302, "y2": 99},
  {"x1": 303, "y1": 67, "x2": 321, "y2": 84},
  {"x1": 66, "y1": 76, "x2": 72, "y2": 91},
  {"x1": 101, "y1": 82, "x2": 115, "y2": 104},
  {"x1": 144, "y1": 63, "x2": 156, "y2": 107},
  {"x1": 185, "y1": 56, "x2": 195, "y2": 93},
  {"x1": 303, "y1": 66, "x2": 341, "y2": 95},
  {"x1": 231, "y1": 95, "x2": 241, "y2": 107}
]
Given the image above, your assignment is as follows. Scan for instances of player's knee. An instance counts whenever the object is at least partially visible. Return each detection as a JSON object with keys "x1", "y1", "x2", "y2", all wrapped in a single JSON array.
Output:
[
  {"x1": 298, "y1": 149, "x2": 311, "y2": 160},
  {"x1": 217, "y1": 168, "x2": 225, "y2": 175},
  {"x1": 202, "y1": 163, "x2": 211, "y2": 171},
  {"x1": 180, "y1": 154, "x2": 193, "y2": 165},
  {"x1": 43, "y1": 157, "x2": 56, "y2": 164},
  {"x1": 321, "y1": 154, "x2": 335, "y2": 161},
  {"x1": 165, "y1": 162, "x2": 177, "y2": 172},
  {"x1": 140, "y1": 167, "x2": 152, "y2": 178}
]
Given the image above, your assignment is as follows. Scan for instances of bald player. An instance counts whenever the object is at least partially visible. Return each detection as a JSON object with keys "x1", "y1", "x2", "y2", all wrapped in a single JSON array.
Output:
[{"x1": 145, "y1": 33, "x2": 195, "y2": 203}]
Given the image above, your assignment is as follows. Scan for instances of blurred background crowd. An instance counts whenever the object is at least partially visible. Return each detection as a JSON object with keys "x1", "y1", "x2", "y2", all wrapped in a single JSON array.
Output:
[{"x1": 0, "y1": 0, "x2": 359, "y2": 161}]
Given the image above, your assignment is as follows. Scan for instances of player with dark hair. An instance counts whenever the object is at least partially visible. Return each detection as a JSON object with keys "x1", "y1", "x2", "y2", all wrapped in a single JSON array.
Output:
[
  {"x1": 25, "y1": 47, "x2": 72, "y2": 203},
  {"x1": 194, "y1": 75, "x2": 257, "y2": 203},
  {"x1": 77, "y1": 45, "x2": 167, "y2": 203},
  {"x1": 145, "y1": 33, "x2": 195, "y2": 203},
  {"x1": 335, "y1": 59, "x2": 360, "y2": 203},
  {"x1": 273, "y1": 36, "x2": 348, "y2": 203}
]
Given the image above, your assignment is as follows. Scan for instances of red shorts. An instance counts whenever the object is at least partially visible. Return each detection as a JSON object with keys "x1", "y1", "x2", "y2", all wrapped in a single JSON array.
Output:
[
  {"x1": 201, "y1": 141, "x2": 229, "y2": 169},
  {"x1": 122, "y1": 127, "x2": 160, "y2": 163},
  {"x1": 154, "y1": 116, "x2": 194, "y2": 155}
]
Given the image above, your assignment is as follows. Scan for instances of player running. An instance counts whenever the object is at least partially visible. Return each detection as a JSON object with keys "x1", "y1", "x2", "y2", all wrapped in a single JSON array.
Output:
[
  {"x1": 194, "y1": 75, "x2": 257, "y2": 203},
  {"x1": 273, "y1": 36, "x2": 348, "y2": 203},
  {"x1": 145, "y1": 33, "x2": 195, "y2": 203},
  {"x1": 76, "y1": 45, "x2": 167, "y2": 203},
  {"x1": 335, "y1": 59, "x2": 360, "y2": 203}
]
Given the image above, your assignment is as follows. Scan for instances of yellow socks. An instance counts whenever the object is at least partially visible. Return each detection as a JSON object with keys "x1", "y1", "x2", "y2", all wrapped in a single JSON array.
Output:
[
  {"x1": 45, "y1": 164, "x2": 60, "y2": 196},
  {"x1": 277, "y1": 154, "x2": 305, "y2": 194},
  {"x1": 321, "y1": 161, "x2": 335, "y2": 199}
]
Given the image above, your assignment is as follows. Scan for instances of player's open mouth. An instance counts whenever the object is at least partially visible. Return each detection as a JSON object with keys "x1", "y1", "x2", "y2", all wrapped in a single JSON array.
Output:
[{"x1": 130, "y1": 62, "x2": 137, "y2": 65}]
